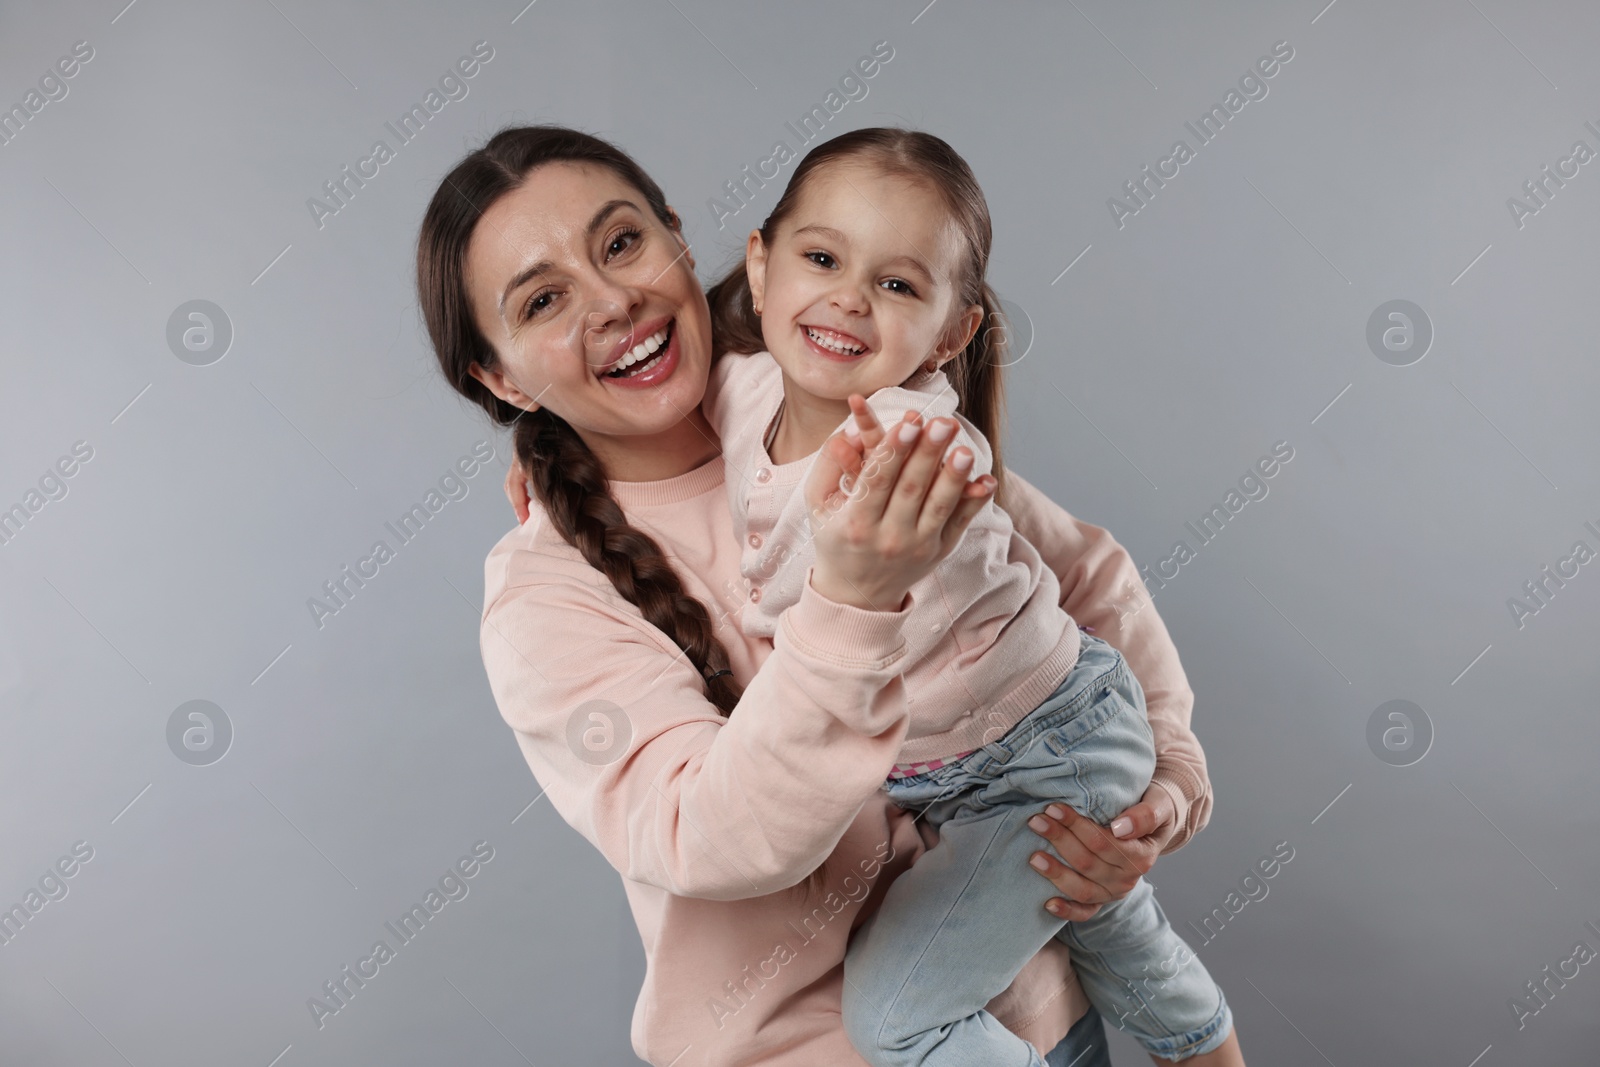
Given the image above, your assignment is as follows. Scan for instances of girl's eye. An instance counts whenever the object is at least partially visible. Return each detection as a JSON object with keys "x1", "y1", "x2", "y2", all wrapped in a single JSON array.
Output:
[
  {"x1": 606, "y1": 227, "x2": 642, "y2": 260},
  {"x1": 881, "y1": 278, "x2": 916, "y2": 296},
  {"x1": 804, "y1": 250, "x2": 836, "y2": 269}
]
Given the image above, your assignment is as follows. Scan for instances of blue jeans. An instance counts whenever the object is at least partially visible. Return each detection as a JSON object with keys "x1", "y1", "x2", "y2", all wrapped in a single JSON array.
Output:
[
  {"x1": 842, "y1": 632, "x2": 1233, "y2": 1065},
  {"x1": 1044, "y1": 1005, "x2": 1112, "y2": 1067}
]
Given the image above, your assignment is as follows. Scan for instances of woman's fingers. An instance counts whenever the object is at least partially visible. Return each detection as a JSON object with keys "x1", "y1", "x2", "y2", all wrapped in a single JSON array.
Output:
[{"x1": 504, "y1": 462, "x2": 531, "y2": 525}]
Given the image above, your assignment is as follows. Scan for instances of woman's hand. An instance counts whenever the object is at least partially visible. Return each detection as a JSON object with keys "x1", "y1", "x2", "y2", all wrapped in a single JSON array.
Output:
[
  {"x1": 505, "y1": 460, "x2": 532, "y2": 525},
  {"x1": 1025, "y1": 784, "x2": 1179, "y2": 921},
  {"x1": 805, "y1": 396, "x2": 994, "y2": 613}
]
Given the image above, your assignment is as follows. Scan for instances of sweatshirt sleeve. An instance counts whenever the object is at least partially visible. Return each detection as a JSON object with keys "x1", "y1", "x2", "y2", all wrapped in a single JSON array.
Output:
[
  {"x1": 480, "y1": 557, "x2": 914, "y2": 901},
  {"x1": 1002, "y1": 471, "x2": 1213, "y2": 852}
]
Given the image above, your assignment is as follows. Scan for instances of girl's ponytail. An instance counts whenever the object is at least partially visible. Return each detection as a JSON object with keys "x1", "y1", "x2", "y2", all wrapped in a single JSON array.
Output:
[{"x1": 946, "y1": 281, "x2": 1008, "y2": 509}]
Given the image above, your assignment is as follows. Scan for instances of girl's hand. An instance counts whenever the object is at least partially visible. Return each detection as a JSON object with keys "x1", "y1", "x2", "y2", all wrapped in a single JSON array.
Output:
[
  {"x1": 1024, "y1": 784, "x2": 1178, "y2": 920},
  {"x1": 505, "y1": 459, "x2": 532, "y2": 525},
  {"x1": 804, "y1": 396, "x2": 994, "y2": 612}
]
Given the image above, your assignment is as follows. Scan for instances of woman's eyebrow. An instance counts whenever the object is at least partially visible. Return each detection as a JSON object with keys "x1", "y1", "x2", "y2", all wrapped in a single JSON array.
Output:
[{"x1": 497, "y1": 199, "x2": 642, "y2": 316}]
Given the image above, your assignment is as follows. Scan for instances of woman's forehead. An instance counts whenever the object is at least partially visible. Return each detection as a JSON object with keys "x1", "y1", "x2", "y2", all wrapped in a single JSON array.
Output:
[{"x1": 478, "y1": 163, "x2": 641, "y2": 258}]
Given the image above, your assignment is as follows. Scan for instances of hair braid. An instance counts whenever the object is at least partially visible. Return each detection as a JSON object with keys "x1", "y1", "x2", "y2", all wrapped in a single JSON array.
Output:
[{"x1": 516, "y1": 413, "x2": 741, "y2": 716}]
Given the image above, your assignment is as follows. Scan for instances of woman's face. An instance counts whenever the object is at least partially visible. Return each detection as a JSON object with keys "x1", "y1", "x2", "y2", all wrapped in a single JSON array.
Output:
[{"x1": 464, "y1": 162, "x2": 714, "y2": 456}]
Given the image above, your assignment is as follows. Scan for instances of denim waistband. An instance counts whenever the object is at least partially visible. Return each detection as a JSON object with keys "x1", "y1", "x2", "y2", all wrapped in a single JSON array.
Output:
[{"x1": 917, "y1": 632, "x2": 1131, "y2": 782}]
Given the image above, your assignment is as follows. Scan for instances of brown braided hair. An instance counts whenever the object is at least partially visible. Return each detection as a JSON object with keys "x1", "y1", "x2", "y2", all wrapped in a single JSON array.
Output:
[{"x1": 418, "y1": 125, "x2": 835, "y2": 901}]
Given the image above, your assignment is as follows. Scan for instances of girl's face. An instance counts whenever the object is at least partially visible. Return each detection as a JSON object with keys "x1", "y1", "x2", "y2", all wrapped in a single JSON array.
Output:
[
  {"x1": 463, "y1": 162, "x2": 713, "y2": 455},
  {"x1": 746, "y1": 160, "x2": 981, "y2": 406}
]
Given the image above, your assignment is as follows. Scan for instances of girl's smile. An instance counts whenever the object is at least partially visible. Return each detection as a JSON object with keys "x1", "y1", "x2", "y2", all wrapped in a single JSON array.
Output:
[{"x1": 745, "y1": 159, "x2": 980, "y2": 441}]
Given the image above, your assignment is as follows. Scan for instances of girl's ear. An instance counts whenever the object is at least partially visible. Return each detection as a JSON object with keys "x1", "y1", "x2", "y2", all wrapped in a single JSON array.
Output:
[
  {"x1": 933, "y1": 303, "x2": 985, "y2": 366},
  {"x1": 467, "y1": 362, "x2": 541, "y2": 413},
  {"x1": 745, "y1": 230, "x2": 769, "y2": 315}
]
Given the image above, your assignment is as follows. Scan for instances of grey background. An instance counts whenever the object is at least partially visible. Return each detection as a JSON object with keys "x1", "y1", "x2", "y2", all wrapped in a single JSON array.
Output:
[{"x1": 2, "y1": 0, "x2": 1597, "y2": 1064}]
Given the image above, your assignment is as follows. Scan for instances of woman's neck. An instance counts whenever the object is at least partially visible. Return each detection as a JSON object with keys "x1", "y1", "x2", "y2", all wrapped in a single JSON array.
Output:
[
  {"x1": 584, "y1": 407, "x2": 722, "y2": 482},
  {"x1": 769, "y1": 376, "x2": 852, "y2": 465}
]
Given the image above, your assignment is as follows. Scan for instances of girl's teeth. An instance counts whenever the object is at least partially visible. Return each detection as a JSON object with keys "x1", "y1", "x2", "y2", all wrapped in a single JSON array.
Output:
[{"x1": 806, "y1": 327, "x2": 864, "y2": 354}]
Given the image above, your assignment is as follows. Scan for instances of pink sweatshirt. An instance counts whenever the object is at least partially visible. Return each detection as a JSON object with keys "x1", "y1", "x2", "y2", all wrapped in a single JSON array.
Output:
[{"x1": 480, "y1": 416, "x2": 1211, "y2": 1066}]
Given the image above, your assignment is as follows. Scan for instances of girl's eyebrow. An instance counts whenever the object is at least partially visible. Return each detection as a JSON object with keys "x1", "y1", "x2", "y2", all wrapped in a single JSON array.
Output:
[{"x1": 792, "y1": 223, "x2": 849, "y2": 244}]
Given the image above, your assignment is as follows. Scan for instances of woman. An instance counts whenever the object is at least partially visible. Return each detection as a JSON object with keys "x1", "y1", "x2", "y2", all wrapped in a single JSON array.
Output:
[{"x1": 417, "y1": 125, "x2": 1213, "y2": 1066}]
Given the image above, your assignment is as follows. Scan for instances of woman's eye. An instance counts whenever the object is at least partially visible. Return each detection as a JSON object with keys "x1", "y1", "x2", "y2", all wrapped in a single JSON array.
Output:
[
  {"x1": 804, "y1": 251, "x2": 836, "y2": 269},
  {"x1": 523, "y1": 289, "x2": 557, "y2": 319},
  {"x1": 606, "y1": 228, "x2": 642, "y2": 260}
]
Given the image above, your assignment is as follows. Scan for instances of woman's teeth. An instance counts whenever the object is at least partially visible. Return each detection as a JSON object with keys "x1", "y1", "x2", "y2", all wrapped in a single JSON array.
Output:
[
  {"x1": 805, "y1": 326, "x2": 865, "y2": 355},
  {"x1": 608, "y1": 324, "x2": 671, "y2": 377}
]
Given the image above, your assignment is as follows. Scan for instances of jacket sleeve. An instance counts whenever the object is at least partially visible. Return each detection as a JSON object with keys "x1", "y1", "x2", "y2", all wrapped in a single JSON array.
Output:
[
  {"x1": 481, "y1": 558, "x2": 914, "y2": 900},
  {"x1": 1002, "y1": 471, "x2": 1213, "y2": 851}
]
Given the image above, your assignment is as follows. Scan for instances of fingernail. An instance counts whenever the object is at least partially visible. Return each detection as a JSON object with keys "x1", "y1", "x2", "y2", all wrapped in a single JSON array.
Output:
[
  {"x1": 1046, "y1": 900, "x2": 1064, "y2": 916},
  {"x1": 1029, "y1": 854, "x2": 1050, "y2": 871},
  {"x1": 1045, "y1": 804, "x2": 1067, "y2": 821},
  {"x1": 843, "y1": 419, "x2": 861, "y2": 440},
  {"x1": 1111, "y1": 817, "x2": 1133, "y2": 838},
  {"x1": 952, "y1": 449, "x2": 972, "y2": 470},
  {"x1": 928, "y1": 419, "x2": 952, "y2": 442},
  {"x1": 1028, "y1": 815, "x2": 1050, "y2": 834},
  {"x1": 897, "y1": 422, "x2": 920, "y2": 443}
]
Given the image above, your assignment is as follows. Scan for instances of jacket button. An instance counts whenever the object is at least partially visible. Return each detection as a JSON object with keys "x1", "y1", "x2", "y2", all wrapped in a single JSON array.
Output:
[
  {"x1": 749, "y1": 586, "x2": 762, "y2": 603},
  {"x1": 755, "y1": 467, "x2": 772, "y2": 483},
  {"x1": 748, "y1": 532, "x2": 763, "y2": 548}
]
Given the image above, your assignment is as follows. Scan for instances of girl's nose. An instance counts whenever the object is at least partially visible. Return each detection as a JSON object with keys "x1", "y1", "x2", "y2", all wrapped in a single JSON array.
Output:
[{"x1": 829, "y1": 276, "x2": 871, "y2": 314}]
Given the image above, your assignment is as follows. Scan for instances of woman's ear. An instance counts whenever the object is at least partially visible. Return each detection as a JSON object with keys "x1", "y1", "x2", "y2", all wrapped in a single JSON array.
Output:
[
  {"x1": 467, "y1": 362, "x2": 541, "y2": 413},
  {"x1": 745, "y1": 229, "x2": 769, "y2": 315},
  {"x1": 933, "y1": 303, "x2": 986, "y2": 366}
]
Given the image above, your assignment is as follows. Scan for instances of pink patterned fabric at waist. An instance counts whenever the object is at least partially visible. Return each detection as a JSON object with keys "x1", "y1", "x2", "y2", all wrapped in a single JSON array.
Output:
[{"x1": 887, "y1": 749, "x2": 977, "y2": 780}]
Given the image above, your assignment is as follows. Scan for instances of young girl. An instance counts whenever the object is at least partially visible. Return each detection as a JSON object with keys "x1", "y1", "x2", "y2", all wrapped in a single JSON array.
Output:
[{"x1": 700, "y1": 128, "x2": 1245, "y2": 1065}]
